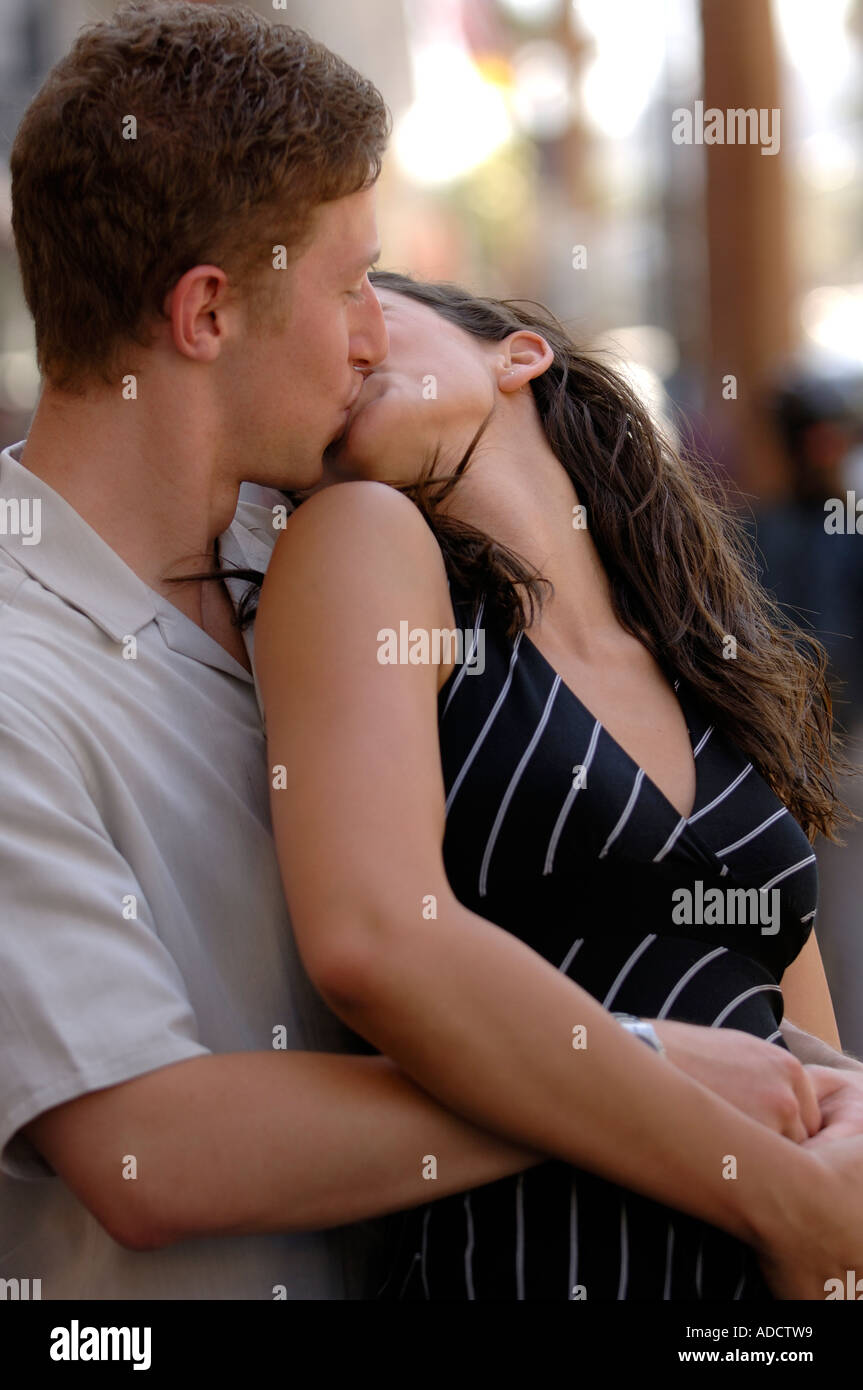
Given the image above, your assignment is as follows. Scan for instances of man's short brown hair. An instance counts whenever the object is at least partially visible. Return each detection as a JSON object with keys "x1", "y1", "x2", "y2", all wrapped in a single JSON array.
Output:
[{"x1": 10, "y1": 0, "x2": 390, "y2": 393}]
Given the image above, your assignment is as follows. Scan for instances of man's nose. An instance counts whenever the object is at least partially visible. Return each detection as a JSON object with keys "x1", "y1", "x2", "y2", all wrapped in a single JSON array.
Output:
[{"x1": 350, "y1": 280, "x2": 389, "y2": 371}]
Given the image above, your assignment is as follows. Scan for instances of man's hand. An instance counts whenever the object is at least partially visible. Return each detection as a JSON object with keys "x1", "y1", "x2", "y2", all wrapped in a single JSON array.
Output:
[
  {"x1": 803, "y1": 1066, "x2": 863, "y2": 1148},
  {"x1": 650, "y1": 1020, "x2": 821, "y2": 1142}
]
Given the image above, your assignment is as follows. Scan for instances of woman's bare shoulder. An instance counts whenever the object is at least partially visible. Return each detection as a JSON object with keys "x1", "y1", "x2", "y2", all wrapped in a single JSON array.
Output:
[
  {"x1": 258, "y1": 481, "x2": 453, "y2": 633},
  {"x1": 276, "y1": 481, "x2": 441, "y2": 568}
]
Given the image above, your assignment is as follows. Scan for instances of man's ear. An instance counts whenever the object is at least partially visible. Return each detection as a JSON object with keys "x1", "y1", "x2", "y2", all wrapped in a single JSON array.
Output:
[
  {"x1": 164, "y1": 264, "x2": 231, "y2": 365},
  {"x1": 496, "y1": 330, "x2": 554, "y2": 393}
]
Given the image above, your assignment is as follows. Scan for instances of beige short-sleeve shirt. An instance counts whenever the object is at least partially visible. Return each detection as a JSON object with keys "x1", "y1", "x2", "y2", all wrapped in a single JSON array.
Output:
[{"x1": 0, "y1": 441, "x2": 382, "y2": 1300}]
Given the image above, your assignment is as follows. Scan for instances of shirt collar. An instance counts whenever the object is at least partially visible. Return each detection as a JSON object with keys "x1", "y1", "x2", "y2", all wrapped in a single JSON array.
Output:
[
  {"x1": 0, "y1": 441, "x2": 278, "y2": 648},
  {"x1": 0, "y1": 440, "x2": 157, "y2": 641}
]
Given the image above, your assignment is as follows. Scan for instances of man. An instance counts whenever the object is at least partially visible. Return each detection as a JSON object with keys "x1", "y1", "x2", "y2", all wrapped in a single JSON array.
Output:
[{"x1": 1, "y1": 1, "x2": 861, "y2": 1301}]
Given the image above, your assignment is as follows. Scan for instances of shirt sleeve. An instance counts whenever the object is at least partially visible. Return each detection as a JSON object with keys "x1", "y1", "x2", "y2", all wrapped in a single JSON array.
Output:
[{"x1": 0, "y1": 692, "x2": 210, "y2": 1180}]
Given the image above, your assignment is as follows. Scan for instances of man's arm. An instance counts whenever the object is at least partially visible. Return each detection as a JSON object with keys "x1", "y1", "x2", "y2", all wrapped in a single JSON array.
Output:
[
  {"x1": 0, "y1": 686, "x2": 530, "y2": 1251},
  {"x1": 779, "y1": 930, "x2": 862, "y2": 1068},
  {"x1": 782, "y1": 1019, "x2": 863, "y2": 1070},
  {"x1": 23, "y1": 1052, "x2": 542, "y2": 1250}
]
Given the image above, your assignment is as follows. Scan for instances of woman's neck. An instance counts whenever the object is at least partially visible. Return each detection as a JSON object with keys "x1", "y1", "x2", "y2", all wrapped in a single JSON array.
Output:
[{"x1": 439, "y1": 428, "x2": 623, "y2": 659}]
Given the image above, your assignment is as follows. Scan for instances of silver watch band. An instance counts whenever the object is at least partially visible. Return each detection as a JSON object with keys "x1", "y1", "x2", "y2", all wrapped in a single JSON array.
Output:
[{"x1": 611, "y1": 1012, "x2": 666, "y2": 1057}]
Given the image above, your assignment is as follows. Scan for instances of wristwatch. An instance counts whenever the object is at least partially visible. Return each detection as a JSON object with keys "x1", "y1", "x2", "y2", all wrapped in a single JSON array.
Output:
[{"x1": 611, "y1": 1012, "x2": 667, "y2": 1057}]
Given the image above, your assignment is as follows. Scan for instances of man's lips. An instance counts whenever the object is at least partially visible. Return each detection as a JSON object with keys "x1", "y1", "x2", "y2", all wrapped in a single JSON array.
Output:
[
  {"x1": 327, "y1": 384, "x2": 365, "y2": 450},
  {"x1": 346, "y1": 380, "x2": 364, "y2": 411}
]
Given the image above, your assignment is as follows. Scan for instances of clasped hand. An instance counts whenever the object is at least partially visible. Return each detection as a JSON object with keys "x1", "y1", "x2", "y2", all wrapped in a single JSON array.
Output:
[{"x1": 651, "y1": 1020, "x2": 863, "y2": 1144}]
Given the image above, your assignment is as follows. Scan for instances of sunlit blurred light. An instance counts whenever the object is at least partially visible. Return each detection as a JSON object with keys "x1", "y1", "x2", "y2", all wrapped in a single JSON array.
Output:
[
  {"x1": 591, "y1": 326, "x2": 680, "y2": 440},
  {"x1": 0, "y1": 352, "x2": 40, "y2": 411},
  {"x1": 594, "y1": 325, "x2": 680, "y2": 381},
  {"x1": 617, "y1": 359, "x2": 675, "y2": 438},
  {"x1": 573, "y1": 0, "x2": 666, "y2": 139},
  {"x1": 464, "y1": 154, "x2": 534, "y2": 222},
  {"x1": 797, "y1": 130, "x2": 857, "y2": 192},
  {"x1": 497, "y1": 0, "x2": 565, "y2": 24},
  {"x1": 801, "y1": 285, "x2": 863, "y2": 366},
  {"x1": 511, "y1": 41, "x2": 573, "y2": 139},
  {"x1": 395, "y1": 42, "x2": 514, "y2": 185},
  {"x1": 774, "y1": 0, "x2": 855, "y2": 97}
]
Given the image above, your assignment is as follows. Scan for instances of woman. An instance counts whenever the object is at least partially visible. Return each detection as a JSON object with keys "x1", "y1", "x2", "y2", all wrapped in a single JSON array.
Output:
[{"x1": 252, "y1": 271, "x2": 863, "y2": 1300}]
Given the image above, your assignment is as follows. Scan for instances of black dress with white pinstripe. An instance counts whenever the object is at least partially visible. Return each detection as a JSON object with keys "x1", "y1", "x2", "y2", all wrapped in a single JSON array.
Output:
[{"x1": 378, "y1": 578, "x2": 817, "y2": 1302}]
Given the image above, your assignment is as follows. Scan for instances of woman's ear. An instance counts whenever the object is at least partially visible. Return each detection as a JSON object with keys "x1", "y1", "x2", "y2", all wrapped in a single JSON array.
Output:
[{"x1": 496, "y1": 331, "x2": 554, "y2": 393}]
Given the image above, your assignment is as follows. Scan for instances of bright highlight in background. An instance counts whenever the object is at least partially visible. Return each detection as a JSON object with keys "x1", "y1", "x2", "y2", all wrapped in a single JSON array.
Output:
[
  {"x1": 511, "y1": 41, "x2": 573, "y2": 140},
  {"x1": 498, "y1": 0, "x2": 565, "y2": 23},
  {"x1": 574, "y1": 0, "x2": 665, "y2": 139},
  {"x1": 395, "y1": 42, "x2": 513, "y2": 186},
  {"x1": 801, "y1": 285, "x2": 863, "y2": 367}
]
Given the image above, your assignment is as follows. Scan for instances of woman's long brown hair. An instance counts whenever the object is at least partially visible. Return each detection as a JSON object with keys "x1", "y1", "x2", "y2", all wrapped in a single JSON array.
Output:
[{"x1": 361, "y1": 270, "x2": 855, "y2": 844}]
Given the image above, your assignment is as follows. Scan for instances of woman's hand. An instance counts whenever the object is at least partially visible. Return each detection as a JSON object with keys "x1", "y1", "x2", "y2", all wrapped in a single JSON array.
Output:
[
  {"x1": 651, "y1": 1020, "x2": 822, "y2": 1141},
  {"x1": 756, "y1": 1139, "x2": 863, "y2": 1299}
]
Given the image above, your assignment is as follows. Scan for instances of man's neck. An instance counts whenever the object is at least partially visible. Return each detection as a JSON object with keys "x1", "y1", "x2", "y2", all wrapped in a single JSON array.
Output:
[{"x1": 21, "y1": 383, "x2": 241, "y2": 630}]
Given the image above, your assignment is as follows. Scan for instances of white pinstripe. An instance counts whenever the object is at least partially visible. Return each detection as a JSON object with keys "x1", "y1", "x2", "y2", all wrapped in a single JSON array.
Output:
[
  {"x1": 693, "y1": 726, "x2": 714, "y2": 757},
  {"x1": 568, "y1": 1177, "x2": 579, "y2": 1298},
  {"x1": 653, "y1": 815, "x2": 687, "y2": 863},
  {"x1": 712, "y1": 983, "x2": 782, "y2": 1027},
  {"x1": 420, "y1": 1207, "x2": 431, "y2": 1298},
  {"x1": 656, "y1": 947, "x2": 728, "y2": 1019},
  {"x1": 478, "y1": 675, "x2": 561, "y2": 896},
  {"x1": 441, "y1": 595, "x2": 487, "y2": 719},
  {"x1": 602, "y1": 934, "x2": 657, "y2": 1008},
  {"x1": 445, "y1": 632, "x2": 523, "y2": 814},
  {"x1": 687, "y1": 763, "x2": 753, "y2": 825},
  {"x1": 397, "y1": 1250, "x2": 420, "y2": 1300},
  {"x1": 464, "y1": 1194, "x2": 475, "y2": 1299},
  {"x1": 663, "y1": 1223, "x2": 675, "y2": 1299},
  {"x1": 616, "y1": 1201, "x2": 629, "y2": 1299},
  {"x1": 717, "y1": 806, "x2": 788, "y2": 857},
  {"x1": 543, "y1": 718, "x2": 602, "y2": 875},
  {"x1": 515, "y1": 1173, "x2": 526, "y2": 1300},
  {"x1": 760, "y1": 853, "x2": 816, "y2": 894},
  {"x1": 558, "y1": 937, "x2": 584, "y2": 974},
  {"x1": 599, "y1": 768, "x2": 646, "y2": 859}
]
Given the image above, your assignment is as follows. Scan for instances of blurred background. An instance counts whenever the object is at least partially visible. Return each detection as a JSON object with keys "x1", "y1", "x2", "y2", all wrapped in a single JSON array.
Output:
[{"x1": 2, "y1": 0, "x2": 863, "y2": 1050}]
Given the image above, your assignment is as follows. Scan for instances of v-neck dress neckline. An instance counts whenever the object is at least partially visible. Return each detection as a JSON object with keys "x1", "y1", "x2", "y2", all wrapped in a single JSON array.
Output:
[{"x1": 519, "y1": 629, "x2": 702, "y2": 826}]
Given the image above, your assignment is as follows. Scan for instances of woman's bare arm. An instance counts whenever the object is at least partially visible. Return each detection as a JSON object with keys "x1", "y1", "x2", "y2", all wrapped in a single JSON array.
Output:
[{"x1": 780, "y1": 931, "x2": 842, "y2": 1049}]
